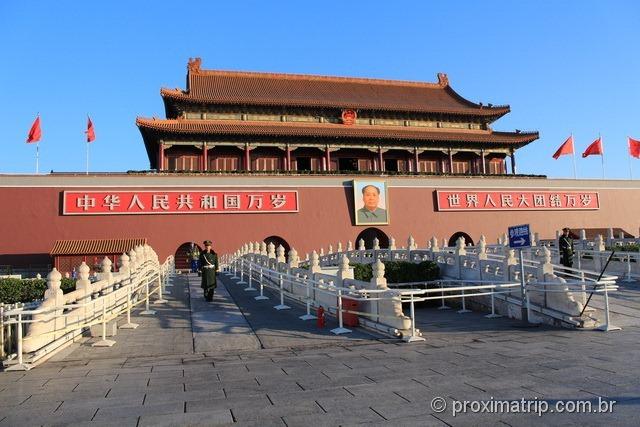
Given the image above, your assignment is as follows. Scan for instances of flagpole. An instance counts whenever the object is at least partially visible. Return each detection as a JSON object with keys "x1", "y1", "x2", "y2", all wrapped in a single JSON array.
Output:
[
  {"x1": 600, "y1": 133, "x2": 605, "y2": 179},
  {"x1": 571, "y1": 133, "x2": 577, "y2": 179},
  {"x1": 629, "y1": 138, "x2": 634, "y2": 180},
  {"x1": 36, "y1": 142, "x2": 39, "y2": 174},
  {"x1": 86, "y1": 141, "x2": 89, "y2": 175}
]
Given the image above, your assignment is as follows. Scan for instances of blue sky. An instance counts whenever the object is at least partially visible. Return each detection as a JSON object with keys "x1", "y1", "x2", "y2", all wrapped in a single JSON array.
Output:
[{"x1": 1, "y1": 0, "x2": 639, "y2": 178}]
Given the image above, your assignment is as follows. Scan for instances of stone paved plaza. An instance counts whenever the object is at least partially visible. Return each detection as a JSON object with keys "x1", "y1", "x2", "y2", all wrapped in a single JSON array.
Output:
[{"x1": 1, "y1": 273, "x2": 639, "y2": 426}]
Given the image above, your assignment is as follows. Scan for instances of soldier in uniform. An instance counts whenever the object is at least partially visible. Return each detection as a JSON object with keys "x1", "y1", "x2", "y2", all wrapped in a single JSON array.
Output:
[
  {"x1": 199, "y1": 240, "x2": 218, "y2": 301},
  {"x1": 357, "y1": 184, "x2": 388, "y2": 224},
  {"x1": 559, "y1": 227, "x2": 574, "y2": 268},
  {"x1": 188, "y1": 243, "x2": 200, "y2": 273}
]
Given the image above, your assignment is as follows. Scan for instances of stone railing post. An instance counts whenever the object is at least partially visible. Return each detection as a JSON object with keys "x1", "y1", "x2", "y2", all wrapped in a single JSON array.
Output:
[
  {"x1": 407, "y1": 235, "x2": 416, "y2": 251},
  {"x1": 337, "y1": 242, "x2": 343, "y2": 253},
  {"x1": 308, "y1": 251, "x2": 321, "y2": 274},
  {"x1": 389, "y1": 237, "x2": 396, "y2": 251},
  {"x1": 373, "y1": 237, "x2": 380, "y2": 250},
  {"x1": 319, "y1": 247, "x2": 324, "y2": 256},
  {"x1": 100, "y1": 257, "x2": 113, "y2": 289},
  {"x1": 504, "y1": 247, "x2": 518, "y2": 283},
  {"x1": 267, "y1": 242, "x2": 276, "y2": 259},
  {"x1": 260, "y1": 242, "x2": 268, "y2": 256},
  {"x1": 288, "y1": 248, "x2": 299, "y2": 269},
  {"x1": 276, "y1": 244, "x2": 286, "y2": 264},
  {"x1": 358, "y1": 239, "x2": 365, "y2": 251},
  {"x1": 593, "y1": 234, "x2": 606, "y2": 271},
  {"x1": 347, "y1": 241, "x2": 353, "y2": 251},
  {"x1": 337, "y1": 255, "x2": 353, "y2": 286},
  {"x1": 607, "y1": 228, "x2": 614, "y2": 247},
  {"x1": 328, "y1": 244, "x2": 333, "y2": 255}
]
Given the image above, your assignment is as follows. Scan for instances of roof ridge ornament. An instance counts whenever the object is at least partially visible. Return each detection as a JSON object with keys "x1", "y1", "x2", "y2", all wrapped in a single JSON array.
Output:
[
  {"x1": 437, "y1": 72, "x2": 449, "y2": 87},
  {"x1": 188, "y1": 57, "x2": 202, "y2": 74}
]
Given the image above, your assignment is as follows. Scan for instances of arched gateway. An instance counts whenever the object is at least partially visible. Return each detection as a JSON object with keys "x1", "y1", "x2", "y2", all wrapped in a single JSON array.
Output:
[{"x1": 355, "y1": 228, "x2": 389, "y2": 249}]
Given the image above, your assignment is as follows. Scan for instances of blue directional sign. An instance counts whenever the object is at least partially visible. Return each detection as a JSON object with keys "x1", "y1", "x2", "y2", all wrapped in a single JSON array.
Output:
[{"x1": 508, "y1": 224, "x2": 531, "y2": 248}]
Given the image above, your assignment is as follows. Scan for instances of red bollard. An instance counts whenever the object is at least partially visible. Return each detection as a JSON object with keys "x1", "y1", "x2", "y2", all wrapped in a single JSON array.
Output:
[{"x1": 316, "y1": 306, "x2": 326, "y2": 328}]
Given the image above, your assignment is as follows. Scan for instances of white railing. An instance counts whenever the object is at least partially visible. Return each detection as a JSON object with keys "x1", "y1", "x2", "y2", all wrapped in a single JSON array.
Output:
[
  {"x1": 222, "y1": 234, "x2": 622, "y2": 333},
  {"x1": 1, "y1": 245, "x2": 174, "y2": 370}
]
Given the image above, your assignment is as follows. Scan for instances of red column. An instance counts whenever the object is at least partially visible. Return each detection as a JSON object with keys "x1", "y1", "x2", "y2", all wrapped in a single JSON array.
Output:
[
  {"x1": 448, "y1": 148, "x2": 454, "y2": 173},
  {"x1": 481, "y1": 149, "x2": 486, "y2": 174},
  {"x1": 244, "y1": 144, "x2": 251, "y2": 171},
  {"x1": 202, "y1": 144, "x2": 208, "y2": 171},
  {"x1": 158, "y1": 142, "x2": 165, "y2": 171},
  {"x1": 286, "y1": 146, "x2": 291, "y2": 171},
  {"x1": 325, "y1": 147, "x2": 331, "y2": 171},
  {"x1": 414, "y1": 148, "x2": 419, "y2": 172},
  {"x1": 378, "y1": 147, "x2": 384, "y2": 171}
]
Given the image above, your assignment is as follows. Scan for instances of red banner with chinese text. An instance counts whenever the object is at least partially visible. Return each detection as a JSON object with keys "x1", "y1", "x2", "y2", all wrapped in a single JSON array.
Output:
[
  {"x1": 63, "y1": 190, "x2": 299, "y2": 215},
  {"x1": 436, "y1": 190, "x2": 599, "y2": 211}
]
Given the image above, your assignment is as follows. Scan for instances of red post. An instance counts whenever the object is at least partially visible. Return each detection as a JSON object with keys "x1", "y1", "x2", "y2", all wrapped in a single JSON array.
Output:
[
  {"x1": 286, "y1": 146, "x2": 291, "y2": 171},
  {"x1": 414, "y1": 148, "x2": 419, "y2": 172},
  {"x1": 244, "y1": 144, "x2": 251, "y2": 171},
  {"x1": 325, "y1": 147, "x2": 331, "y2": 171},
  {"x1": 378, "y1": 147, "x2": 384, "y2": 171},
  {"x1": 202, "y1": 143, "x2": 208, "y2": 171}
]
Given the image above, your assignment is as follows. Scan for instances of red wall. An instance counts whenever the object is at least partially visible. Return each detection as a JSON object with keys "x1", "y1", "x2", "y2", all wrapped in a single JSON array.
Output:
[{"x1": 1, "y1": 175, "x2": 639, "y2": 268}]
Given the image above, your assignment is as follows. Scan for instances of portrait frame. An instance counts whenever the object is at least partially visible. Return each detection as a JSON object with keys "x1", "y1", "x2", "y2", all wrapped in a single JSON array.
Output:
[{"x1": 353, "y1": 180, "x2": 390, "y2": 226}]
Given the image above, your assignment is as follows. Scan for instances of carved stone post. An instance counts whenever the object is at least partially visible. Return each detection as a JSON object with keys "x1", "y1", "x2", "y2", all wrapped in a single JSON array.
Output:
[
  {"x1": 373, "y1": 238, "x2": 380, "y2": 250},
  {"x1": 407, "y1": 236, "x2": 416, "y2": 251},
  {"x1": 358, "y1": 239, "x2": 365, "y2": 250},
  {"x1": 288, "y1": 248, "x2": 299, "y2": 269},
  {"x1": 389, "y1": 237, "x2": 396, "y2": 250}
]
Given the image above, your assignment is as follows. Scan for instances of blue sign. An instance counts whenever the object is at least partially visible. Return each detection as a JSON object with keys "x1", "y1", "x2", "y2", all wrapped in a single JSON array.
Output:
[{"x1": 508, "y1": 224, "x2": 531, "y2": 248}]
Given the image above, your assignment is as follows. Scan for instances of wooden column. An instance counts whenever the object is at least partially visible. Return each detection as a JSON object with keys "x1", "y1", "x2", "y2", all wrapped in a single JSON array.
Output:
[
  {"x1": 202, "y1": 143, "x2": 208, "y2": 171},
  {"x1": 448, "y1": 148, "x2": 454, "y2": 173},
  {"x1": 378, "y1": 147, "x2": 384, "y2": 172},
  {"x1": 510, "y1": 149, "x2": 516, "y2": 175},
  {"x1": 244, "y1": 143, "x2": 251, "y2": 171},
  {"x1": 481, "y1": 149, "x2": 486, "y2": 174},
  {"x1": 158, "y1": 142, "x2": 165, "y2": 171},
  {"x1": 414, "y1": 147, "x2": 419, "y2": 172},
  {"x1": 325, "y1": 146, "x2": 331, "y2": 171},
  {"x1": 286, "y1": 145, "x2": 291, "y2": 171}
]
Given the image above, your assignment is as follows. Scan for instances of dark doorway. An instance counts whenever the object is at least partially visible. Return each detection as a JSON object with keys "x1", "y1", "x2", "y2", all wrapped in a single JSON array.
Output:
[
  {"x1": 384, "y1": 159, "x2": 398, "y2": 172},
  {"x1": 296, "y1": 157, "x2": 311, "y2": 171},
  {"x1": 448, "y1": 232, "x2": 474, "y2": 247},
  {"x1": 264, "y1": 235, "x2": 291, "y2": 256},
  {"x1": 175, "y1": 242, "x2": 201, "y2": 272},
  {"x1": 339, "y1": 158, "x2": 358, "y2": 171},
  {"x1": 355, "y1": 228, "x2": 390, "y2": 249}
]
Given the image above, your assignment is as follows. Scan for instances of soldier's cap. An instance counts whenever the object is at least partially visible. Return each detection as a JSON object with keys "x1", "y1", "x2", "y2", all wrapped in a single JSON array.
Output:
[
  {"x1": 203, "y1": 240, "x2": 212, "y2": 246},
  {"x1": 562, "y1": 227, "x2": 570, "y2": 232}
]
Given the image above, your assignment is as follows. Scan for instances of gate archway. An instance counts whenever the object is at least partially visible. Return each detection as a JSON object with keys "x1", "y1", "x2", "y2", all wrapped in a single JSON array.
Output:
[
  {"x1": 355, "y1": 228, "x2": 390, "y2": 249},
  {"x1": 174, "y1": 242, "x2": 201, "y2": 272},
  {"x1": 263, "y1": 235, "x2": 290, "y2": 255},
  {"x1": 448, "y1": 232, "x2": 474, "y2": 247}
]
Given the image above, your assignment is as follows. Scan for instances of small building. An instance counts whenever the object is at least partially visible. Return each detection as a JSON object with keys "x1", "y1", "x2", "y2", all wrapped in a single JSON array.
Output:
[{"x1": 50, "y1": 238, "x2": 147, "y2": 276}]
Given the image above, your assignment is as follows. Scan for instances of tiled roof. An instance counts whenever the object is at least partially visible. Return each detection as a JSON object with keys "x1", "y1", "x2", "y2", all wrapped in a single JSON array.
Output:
[
  {"x1": 160, "y1": 66, "x2": 510, "y2": 117},
  {"x1": 50, "y1": 238, "x2": 147, "y2": 256},
  {"x1": 136, "y1": 118, "x2": 538, "y2": 145}
]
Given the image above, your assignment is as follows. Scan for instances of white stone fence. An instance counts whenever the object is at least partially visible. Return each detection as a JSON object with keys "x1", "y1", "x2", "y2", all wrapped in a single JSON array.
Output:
[
  {"x1": 1, "y1": 244, "x2": 174, "y2": 370},
  {"x1": 222, "y1": 234, "x2": 619, "y2": 331}
]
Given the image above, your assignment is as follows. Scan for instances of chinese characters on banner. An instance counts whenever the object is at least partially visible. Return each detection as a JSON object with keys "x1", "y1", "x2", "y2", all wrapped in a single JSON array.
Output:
[
  {"x1": 63, "y1": 191, "x2": 299, "y2": 215},
  {"x1": 436, "y1": 190, "x2": 599, "y2": 211}
]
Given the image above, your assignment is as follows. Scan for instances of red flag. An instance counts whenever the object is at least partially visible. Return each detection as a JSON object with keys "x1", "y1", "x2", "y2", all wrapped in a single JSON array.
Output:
[
  {"x1": 630, "y1": 137, "x2": 640, "y2": 159},
  {"x1": 552, "y1": 135, "x2": 574, "y2": 159},
  {"x1": 26, "y1": 116, "x2": 41, "y2": 143},
  {"x1": 85, "y1": 116, "x2": 96, "y2": 142},
  {"x1": 582, "y1": 137, "x2": 603, "y2": 158}
]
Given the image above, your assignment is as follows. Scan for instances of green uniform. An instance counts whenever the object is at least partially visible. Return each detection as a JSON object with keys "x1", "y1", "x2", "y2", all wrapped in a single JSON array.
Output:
[
  {"x1": 199, "y1": 250, "x2": 218, "y2": 301},
  {"x1": 357, "y1": 207, "x2": 388, "y2": 224}
]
